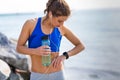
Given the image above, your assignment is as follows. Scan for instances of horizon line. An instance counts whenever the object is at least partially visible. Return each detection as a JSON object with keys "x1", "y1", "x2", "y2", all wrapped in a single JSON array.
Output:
[{"x1": 0, "y1": 7, "x2": 120, "y2": 16}]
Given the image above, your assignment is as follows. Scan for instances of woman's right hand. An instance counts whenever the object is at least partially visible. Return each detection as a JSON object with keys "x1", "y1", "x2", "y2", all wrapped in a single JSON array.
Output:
[{"x1": 34, "y1": 46, "x2": 51, "y2": 56}]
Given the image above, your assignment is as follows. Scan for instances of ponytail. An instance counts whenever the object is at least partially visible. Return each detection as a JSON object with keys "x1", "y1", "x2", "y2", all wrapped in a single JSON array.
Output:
[{"x1": 44, "y1": 0, "x2": 70, "y2": 17}]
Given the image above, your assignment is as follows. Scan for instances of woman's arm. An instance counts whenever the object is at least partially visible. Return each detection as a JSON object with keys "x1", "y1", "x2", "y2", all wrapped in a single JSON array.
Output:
[
  {"x1": 52, "y1": 26, "x2": 85, "y2": 68},
  {"x1": 16, "y1": 19, "x2": 50, "y2": 56},
  {"x1": 63, "y1": 26, "x2": 85, "y2": 57},
  {"x1": 16, "y1": 19, "x2": 36, "y2": 55}
]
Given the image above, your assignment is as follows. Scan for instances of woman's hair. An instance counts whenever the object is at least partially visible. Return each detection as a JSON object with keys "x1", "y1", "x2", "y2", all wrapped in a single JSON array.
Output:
[{"x1": 44, "y1": 0, "x2": 71, "y2": 17}]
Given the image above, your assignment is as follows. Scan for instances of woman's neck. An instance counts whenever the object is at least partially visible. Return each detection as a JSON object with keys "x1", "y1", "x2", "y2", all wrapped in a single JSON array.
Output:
[
  {"x1": 42, "y1": 16, "x2": 53, "y2": 27},
  {"x1": 41, "y1": 16, "x2": 54, "y2": 34}
]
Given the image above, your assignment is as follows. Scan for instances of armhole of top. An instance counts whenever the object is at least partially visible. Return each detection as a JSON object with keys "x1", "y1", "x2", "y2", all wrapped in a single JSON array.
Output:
[
  {"x1": 58, "y1": 26, "x2": 65, "y2": 36},
  {"x1": 29, "y1": 18, "x2": 40, "y2": 36}
]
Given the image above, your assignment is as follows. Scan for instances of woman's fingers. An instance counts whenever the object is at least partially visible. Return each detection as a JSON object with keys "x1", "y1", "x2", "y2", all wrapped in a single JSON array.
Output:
[
  {"x1": 41, "y1": 46, "x2": 51, "y2": 55},
  {"x1": 52, "y1": 56, "x2": 64, "y2": 68}
]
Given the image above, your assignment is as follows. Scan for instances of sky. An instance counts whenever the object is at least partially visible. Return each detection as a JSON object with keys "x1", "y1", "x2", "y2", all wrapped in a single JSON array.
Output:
[{"x1": 0, "y1": 0, "x2": 120, "y2": 14}]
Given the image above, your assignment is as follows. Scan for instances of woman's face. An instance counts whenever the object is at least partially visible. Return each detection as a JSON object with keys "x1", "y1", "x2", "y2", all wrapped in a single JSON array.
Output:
[{"x1": 51, "y1": 16, "x2": 68, "y2": 27}]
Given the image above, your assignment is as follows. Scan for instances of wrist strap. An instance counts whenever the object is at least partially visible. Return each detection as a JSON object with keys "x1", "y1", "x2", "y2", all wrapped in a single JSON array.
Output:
[{"x1": 63, "y1": 52, "x2": 69, "y2": 59}]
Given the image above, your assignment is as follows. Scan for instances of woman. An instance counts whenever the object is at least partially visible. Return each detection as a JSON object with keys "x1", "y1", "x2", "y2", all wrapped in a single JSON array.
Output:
[{"x1": 16, "y1": 0, "x2": 85, "y2": 80}]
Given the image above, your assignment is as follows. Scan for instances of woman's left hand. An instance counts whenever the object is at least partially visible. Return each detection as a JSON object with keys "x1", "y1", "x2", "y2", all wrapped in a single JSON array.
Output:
[{"x1": 52, "y1": 55, "x2": 66, "y2": 68}]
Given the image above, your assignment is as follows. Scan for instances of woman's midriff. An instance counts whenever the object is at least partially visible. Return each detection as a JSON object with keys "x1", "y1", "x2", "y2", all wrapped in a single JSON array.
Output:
[{"x1": 31, "y1": 52, "x2": 63, "y2": 74}]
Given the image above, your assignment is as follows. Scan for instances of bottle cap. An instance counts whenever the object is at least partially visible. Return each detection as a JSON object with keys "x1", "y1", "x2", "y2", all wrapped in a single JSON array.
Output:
[{"x1": 41, "y1": 35, "x2": 49, "y2": 40}]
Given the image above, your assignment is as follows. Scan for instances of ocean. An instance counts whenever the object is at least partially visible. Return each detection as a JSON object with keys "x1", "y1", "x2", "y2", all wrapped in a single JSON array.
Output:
[{"x1": 0, "y1": 8, "x2": 120, "y2": 80}]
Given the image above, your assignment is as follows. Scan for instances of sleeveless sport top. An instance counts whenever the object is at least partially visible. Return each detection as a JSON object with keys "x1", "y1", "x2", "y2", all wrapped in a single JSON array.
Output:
[{"x1": 28, "y1": 17, "x2": 62, "y2": 52}]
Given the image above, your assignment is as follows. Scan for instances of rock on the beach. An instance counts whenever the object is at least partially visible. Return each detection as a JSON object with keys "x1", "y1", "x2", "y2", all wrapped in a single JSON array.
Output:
[
  {"x1": 0, "y1": 59, "x2": 11, "y2": 80},
  {"x1": 0, "y1": 32, "x2": 30, "y2": 70},
  {"x1": 0, "y1": 32, "x2": 10, "y2": 46},
  {"x1": 0, "y1": 32, "x2": 31, "y2": 79}
]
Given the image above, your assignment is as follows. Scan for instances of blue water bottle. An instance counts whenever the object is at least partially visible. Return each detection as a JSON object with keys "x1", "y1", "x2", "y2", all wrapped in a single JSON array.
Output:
[{"x1": 41, "y1": 35, "x2": 51, "y2": 66}]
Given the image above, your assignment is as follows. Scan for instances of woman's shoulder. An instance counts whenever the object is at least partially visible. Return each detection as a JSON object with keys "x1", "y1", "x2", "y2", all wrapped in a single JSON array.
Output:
[
  {"x1": 20, "y1": 18, "x2": 39, "y2": 34},
  {"x1": 58, "y1": 25, "x2": 70, "y2": 36},
  {"x1": 22, "y1": 18, "x2": 38, "y2": 29},
  {"x1": 24, "y1": 18, "x2": 38, "y2": 25}
]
